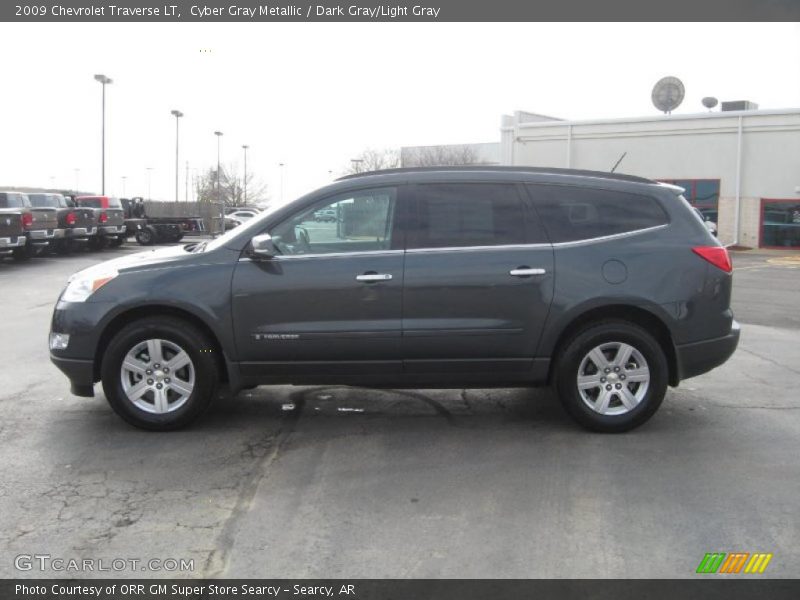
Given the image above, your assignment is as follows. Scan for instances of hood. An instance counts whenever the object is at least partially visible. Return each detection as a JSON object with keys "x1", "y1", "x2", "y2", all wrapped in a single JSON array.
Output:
[{"x1": 72, "y1": 245, "x2": 192, "y2": 280}]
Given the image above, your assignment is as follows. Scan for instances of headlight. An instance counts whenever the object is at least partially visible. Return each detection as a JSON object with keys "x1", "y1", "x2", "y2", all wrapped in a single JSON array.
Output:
[{"x1": 61, "y1": 269, "x2": 119, "y2": 302}]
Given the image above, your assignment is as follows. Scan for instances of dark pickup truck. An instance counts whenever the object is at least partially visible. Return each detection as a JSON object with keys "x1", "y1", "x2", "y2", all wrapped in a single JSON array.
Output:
[
  {"x1": 75, "y1": 195, "x2": 126, "y2": 249},
  {"x1": 28, "y1": 193, "x2": 98, "y2": 253},
  {"x1": 0, "y1": 191, "x2": 63, "y2": 258},
  {"x1": 0, "y1": 208, "x2": 27, "y2": 259}
]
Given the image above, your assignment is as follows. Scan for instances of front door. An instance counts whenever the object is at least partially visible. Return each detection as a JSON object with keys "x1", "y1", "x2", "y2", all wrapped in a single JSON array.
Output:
[
  {"x1": 232, "y1": 186, "x2": 404, "y2": 378},
  {"x1": 401, "y1": 182, "x2": 554, "y2": 374}
]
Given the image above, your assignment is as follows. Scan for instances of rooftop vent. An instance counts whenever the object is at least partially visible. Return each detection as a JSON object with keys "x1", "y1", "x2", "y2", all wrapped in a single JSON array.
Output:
[{"x1": 721, "y1": 100, "x2": 759, "y2": 112}]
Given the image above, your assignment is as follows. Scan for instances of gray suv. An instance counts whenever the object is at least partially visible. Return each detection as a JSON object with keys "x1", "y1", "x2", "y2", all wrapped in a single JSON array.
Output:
[{"x1": 50, "y1": 167, "x2": 739, "y2": 432}]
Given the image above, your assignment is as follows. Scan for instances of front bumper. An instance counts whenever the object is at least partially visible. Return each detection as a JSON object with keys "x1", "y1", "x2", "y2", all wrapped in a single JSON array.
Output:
[
  {"x1": 50, "y1": 354, "x2": 95, "y2": 397},
  {"x1": 100, "y1": 225, "x2": 126, "y2": 236},
  {"x1": 0, "y1": 235, "x2": 26, "y2": 249},
  {"x1": 675, "y1": 320, "x2": 741, "y2": 382}
]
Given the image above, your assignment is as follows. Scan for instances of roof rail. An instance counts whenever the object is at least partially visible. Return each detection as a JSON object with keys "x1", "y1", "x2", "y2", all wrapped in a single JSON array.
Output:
[{"x1": 336, "y1": 166, "x2": 655, "y2": 184}]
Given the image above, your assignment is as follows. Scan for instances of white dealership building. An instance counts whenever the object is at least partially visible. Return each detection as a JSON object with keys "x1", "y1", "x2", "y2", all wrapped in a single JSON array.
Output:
[{"x1": 404, "y1": 106, "x2": 800, "y2": 249}]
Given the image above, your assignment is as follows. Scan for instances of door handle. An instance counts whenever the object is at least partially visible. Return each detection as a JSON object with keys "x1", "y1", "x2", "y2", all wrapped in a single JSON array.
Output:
[
  {"x1": 509, "y1": 267, "x2": 546, "y2": 277},
  {"x1": 356, "y1": 273, "x2": 393, "y2": 282}
]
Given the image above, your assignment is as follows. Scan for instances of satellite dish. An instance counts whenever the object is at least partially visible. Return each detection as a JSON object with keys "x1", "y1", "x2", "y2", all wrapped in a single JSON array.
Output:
[
  {"x1": 702, "y1": 96, "x2": 719, "y2": 111},
  {"x1": 651, "y1": 76, "x2": 685, "y2": 114}
]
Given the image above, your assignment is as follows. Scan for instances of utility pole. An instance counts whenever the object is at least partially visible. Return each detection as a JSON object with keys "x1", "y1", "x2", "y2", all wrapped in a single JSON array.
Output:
[
  {"x1": 93, "y1": 74, "x2": 113, "y2": 194},
  {"x1": 242, "y1": 145, "x2": 249, "y2": 207},
  {"x1": 171, "y1": 110, "x2": 183, "y2": 202}
]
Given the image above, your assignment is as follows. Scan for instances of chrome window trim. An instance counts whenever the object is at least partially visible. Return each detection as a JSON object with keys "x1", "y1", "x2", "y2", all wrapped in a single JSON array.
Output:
[
  {"x1": 550, "y1": 224, "x2": 669, "y2": 248},
  {"x1": 406, "y1": 243, "x2": 550, "y2": 254},
  {"x1": 239, "y1": 249, "x2": 402, "y2": 262}
]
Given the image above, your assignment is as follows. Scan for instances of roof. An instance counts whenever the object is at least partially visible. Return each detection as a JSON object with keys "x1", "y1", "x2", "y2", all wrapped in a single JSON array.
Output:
[{"x1": 337, "y1": 166, "x2": 654, "y2": 185}]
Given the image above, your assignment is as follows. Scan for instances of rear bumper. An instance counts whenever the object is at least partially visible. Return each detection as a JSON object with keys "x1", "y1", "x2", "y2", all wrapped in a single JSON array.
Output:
[
  {"x1": 67, "y1": 226, "x2": 98, "y2": 239},
  {"x1": 100, "y1": 225, "x2": 126, "y2": 236},
  {"x1": 675, "y1": 320, "x2": 740, "y2": 382},
  {"x1": 50, "y1": 354, "x2": 95, "y2": 397},
  {"x1": 28, "y1": 228, "x2": 66, "y2": 243},
  {"x1": 0, "y1": 235, "x2": 26, "y2": 249}
]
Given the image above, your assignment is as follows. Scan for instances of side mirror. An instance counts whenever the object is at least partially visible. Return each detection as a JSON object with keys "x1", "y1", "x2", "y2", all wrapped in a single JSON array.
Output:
[{"x1": 250, "y1": 233, "x2": 277, "y2": 258}]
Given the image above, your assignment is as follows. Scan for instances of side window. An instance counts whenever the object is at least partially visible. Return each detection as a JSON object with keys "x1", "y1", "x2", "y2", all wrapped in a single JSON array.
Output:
[
  {"x1": 528, "y1": 184, "x2": 669, "y2": 243},
  {"x1": 409, "y1": 183, "x2": 528, "y2": 249},
  {"x1": 270, "y1": 187, "x2": 396, "y2": 256}
]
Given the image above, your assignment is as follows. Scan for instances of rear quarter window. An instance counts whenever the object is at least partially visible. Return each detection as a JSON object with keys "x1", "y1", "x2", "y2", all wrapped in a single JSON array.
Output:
[{"x1": 527, "y1": 184, "x2": 668, "y2": 243}]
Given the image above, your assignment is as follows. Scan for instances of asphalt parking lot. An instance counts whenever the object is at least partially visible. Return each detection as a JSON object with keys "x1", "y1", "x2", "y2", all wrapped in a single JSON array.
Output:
[{"x1": 0, "y1": 244, "x2": 798, "y2": 579}]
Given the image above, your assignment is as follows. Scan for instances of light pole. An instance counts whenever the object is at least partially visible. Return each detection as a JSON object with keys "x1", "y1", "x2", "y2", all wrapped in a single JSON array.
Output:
[
  {"x1": 74, "y1": 168, "x2": 80, "y2": 192},
  {"x1": 242, "y1": 145, "x2": 249, "y2": 207},
  {"x1": 214, "y1": 131, "x2": 223, "y2": 234},
  {"x1": 121, "y1": 175, "x2": 127, "y2": 197},
  {"x1": 350, "y1": 158, "x2": 364, "y2": 173},
  {"x1": 94, "y1": 74, "x2": 113, "y2": 194},
  {"x1": 279, "y1": 162, "x2": 285, "y2": 203},
  {"x1": 171, "y1": 110, "x2": 183, "y2": 202},
  {"x1": 146, "y1": 167, "x2": 153, "y2": 201}
]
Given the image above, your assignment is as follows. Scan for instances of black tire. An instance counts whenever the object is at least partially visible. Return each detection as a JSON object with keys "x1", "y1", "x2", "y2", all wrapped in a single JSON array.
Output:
[
  {"x1": 101, "y1": 317, "x2": 220, "y2": 431},
  {"x1": 12, "y1": 244, "x2": 36, "y2": 260},
  {"x1": 555, "y1": 320, "x2": 668, "y2": 433},
  {"x1": 88, "y1": 236, "x2": 108, "y2": 251},
  {"x1": 135, "y1": 228, "x2": 154, "y2": 245}
]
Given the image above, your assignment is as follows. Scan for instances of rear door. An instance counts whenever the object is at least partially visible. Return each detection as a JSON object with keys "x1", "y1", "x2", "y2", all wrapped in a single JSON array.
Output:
[
  {"x1": 231, "y1": 186, "x2": 406, "y2": 378},
  {"x1": 401, "y1": 182, "x2": 554, "y2": 375}
]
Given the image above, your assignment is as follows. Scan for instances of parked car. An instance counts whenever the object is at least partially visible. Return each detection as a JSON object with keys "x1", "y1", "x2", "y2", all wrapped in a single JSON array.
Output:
[
  {"x1": 50, "y1": 166, "x2": 739, "y2": 432},
  {"x1": 223, "y1": 215, "x2": 243, "y2": 230},
  {"x1": 28, "y1": 193, "x2": 98, "y2": 253},
  {"x1": 228, "y1": 210, "x2": 259, "y2": 222},
  {"x1": 313, "y1": 208, "x2": 337, "y2": 222},
  {"x1": 692, "y1": 207, "x2": 718, "y2": 237},
  {"x1": 0, "y1": 191, "x2": 62, "y2": 258},
  {"x1": 0, "y1": 208, "x2": 27, "y2": 259},
  {"x1": 75, "y1": 196, "x2": 126, "y2": 249}
]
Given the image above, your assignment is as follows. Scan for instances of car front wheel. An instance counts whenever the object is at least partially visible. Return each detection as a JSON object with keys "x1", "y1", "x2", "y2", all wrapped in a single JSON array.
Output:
[
  {"x1": 555, "y1": 320, "x2": 668, "y2": 433},
  {"x1": 101, "y1": 317, "x2": 220, "y2": 430}
]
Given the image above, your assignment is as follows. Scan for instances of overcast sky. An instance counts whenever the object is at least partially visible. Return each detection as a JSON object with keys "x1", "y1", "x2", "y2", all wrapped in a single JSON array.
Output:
[{"x1": 1, "y1": 22, "x2": 798, "y2": 204}]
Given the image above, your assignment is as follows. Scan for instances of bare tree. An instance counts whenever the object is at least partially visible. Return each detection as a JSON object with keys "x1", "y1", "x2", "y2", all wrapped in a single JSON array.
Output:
[
  {"x1": 343, "y1": 148, "x2": 401, "y2": 175},
  {"x1": 401, "y1": 144, "x2": 482, "y2": 167},
  {"x1": 195, "y1": 162, "x2": 270, "y2": 207}
]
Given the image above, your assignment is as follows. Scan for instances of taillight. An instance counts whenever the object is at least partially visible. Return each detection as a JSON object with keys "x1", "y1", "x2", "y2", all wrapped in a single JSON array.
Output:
[
  {"x1": 66, "y1": 212, "x2": 77, "y2": 226},
  {"x1": 692, "y1": 246, "x2": 732, "y2": 273},
  {"x1": 22, "y1": 213, "x2": 33, "y2": 228},
  {"x1": 99, "y1": 212, "x2": 108, "y2": 223}
]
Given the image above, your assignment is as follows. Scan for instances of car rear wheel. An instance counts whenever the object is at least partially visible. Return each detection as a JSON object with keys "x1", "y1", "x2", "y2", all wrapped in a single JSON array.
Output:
[
  {"x1": 101, "y1": 317, "x2": 220, "y2": 430},
  {"x1": 555, "y1": 320, "x2": 668, "y2": 433}
]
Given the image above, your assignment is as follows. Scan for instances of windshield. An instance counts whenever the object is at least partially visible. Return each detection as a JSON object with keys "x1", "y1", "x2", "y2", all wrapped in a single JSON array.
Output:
[
  {"x1": 28, "y1": 194, "x2": 64, "y2": 208},
  {"x1": 200, "y1": 203, "x2": 286, "y2": 253}
]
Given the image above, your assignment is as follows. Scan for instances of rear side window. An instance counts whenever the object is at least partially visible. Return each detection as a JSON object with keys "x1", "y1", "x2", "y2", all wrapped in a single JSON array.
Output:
[
  {"x1": 527, "y1": 184, "x2": 668, "y2": 243},
  {"x1": 78, "y1": 198, "x2": 102, "y2": 208},
  {"x1": 409, "y1": 183, "x2": 528, "y2": 249}
]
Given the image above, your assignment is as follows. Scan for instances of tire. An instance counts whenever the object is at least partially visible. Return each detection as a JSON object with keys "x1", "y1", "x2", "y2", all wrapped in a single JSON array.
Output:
[
  {"x1": 554, "y1": 320, "x2": 668, "y2": 433},
  {"x1": 107, "y1": 236, "x2": 124, "y2": 248},
  {"x1": 88, "y1": 236, "x2": 108, "y2": 251},
  {"x1": 12, "y1": 244, "x2": 36, "y2": 260},
  {"x1": 101, "y1": 317, "x2": 220, "y2": 431},
  {"x1": 135, "y1": 228, "x2": 154, "y2": 245}
]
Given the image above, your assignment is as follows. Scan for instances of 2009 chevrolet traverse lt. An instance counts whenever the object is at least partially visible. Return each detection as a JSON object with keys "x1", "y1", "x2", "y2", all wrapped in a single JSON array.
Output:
[{"x1": 50, "y1": 167, "x2": 739, "y2": 432}]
